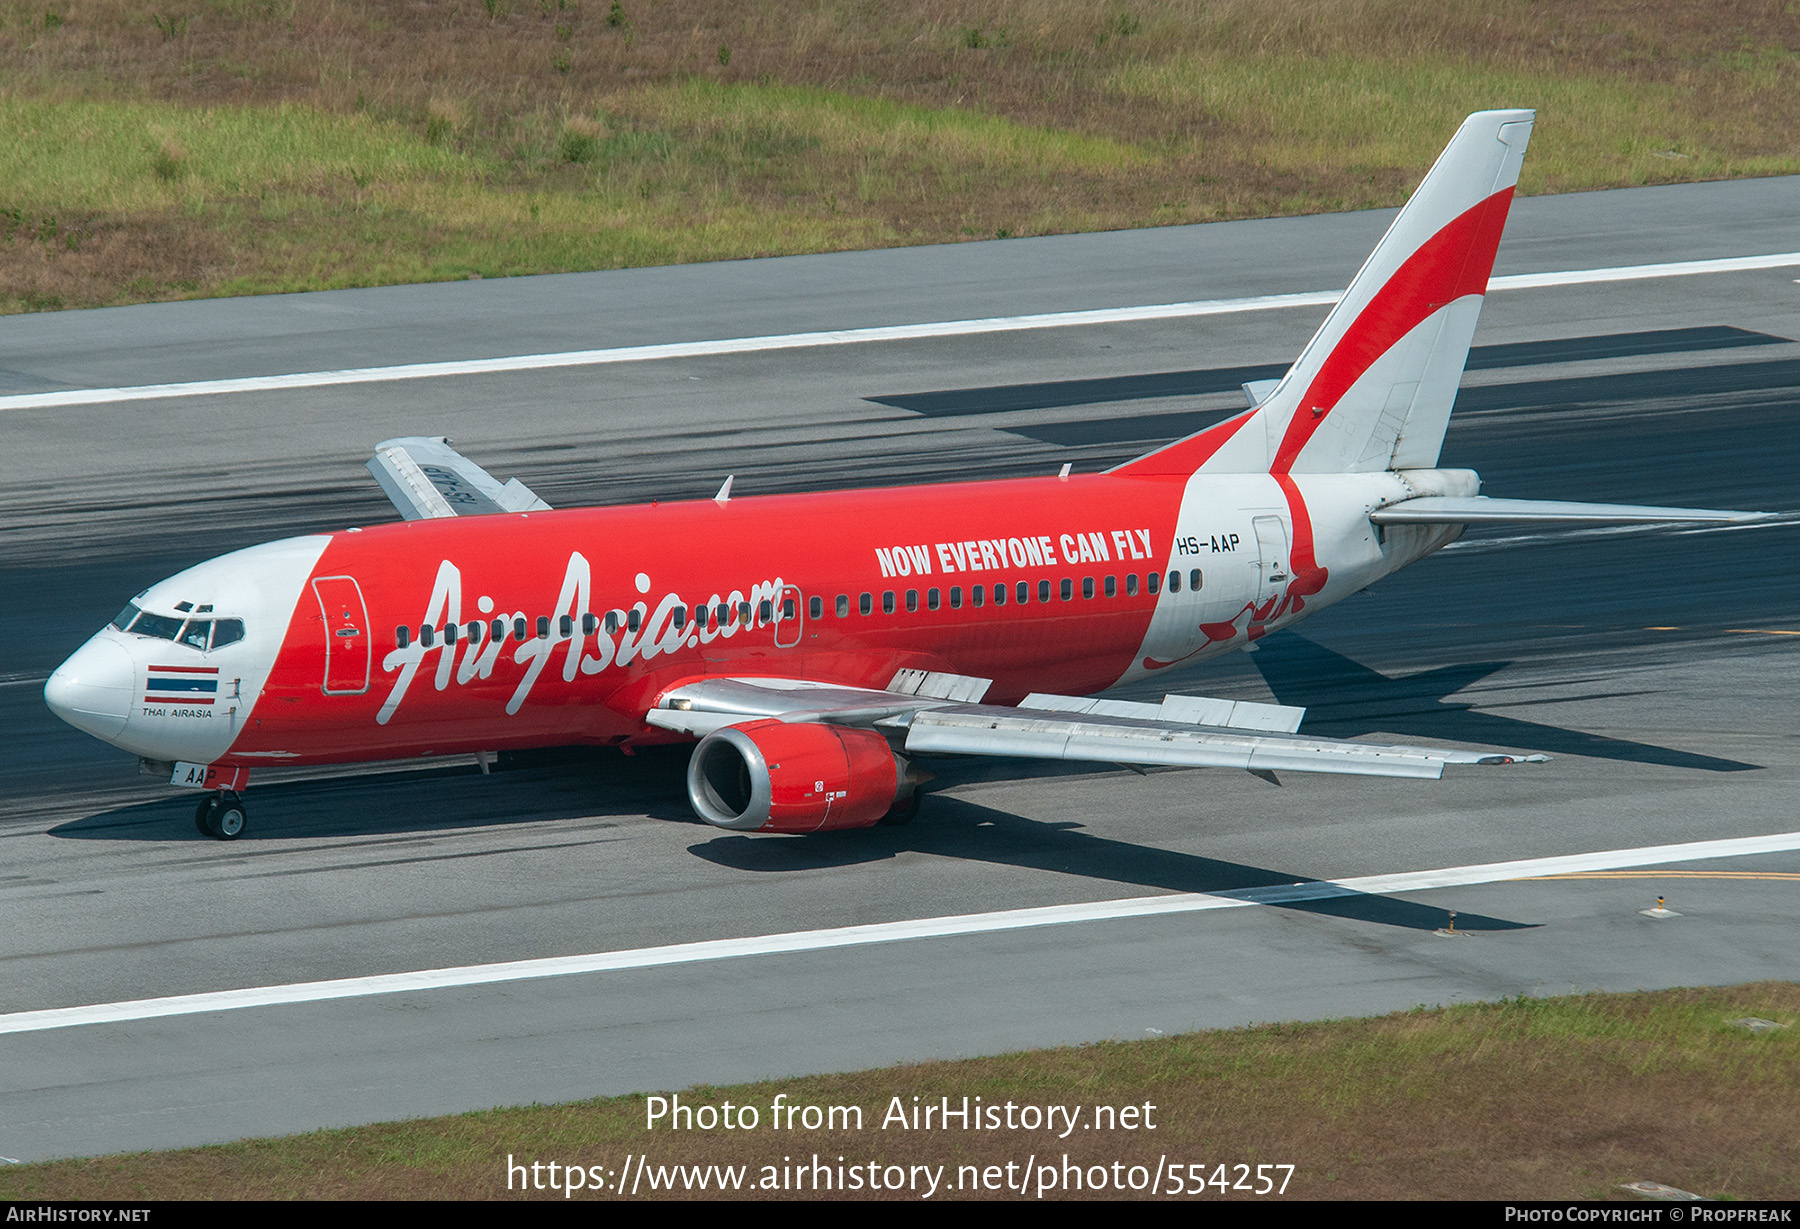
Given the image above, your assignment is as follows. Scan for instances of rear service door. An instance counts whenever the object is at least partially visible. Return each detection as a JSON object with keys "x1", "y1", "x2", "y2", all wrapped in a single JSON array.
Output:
[
  {"x1": 312, "y1": 576, "x2": 371, "y2": 694},
  {"x1": 1252, "y1": 516, "x2": 1290, "y2": 605}
]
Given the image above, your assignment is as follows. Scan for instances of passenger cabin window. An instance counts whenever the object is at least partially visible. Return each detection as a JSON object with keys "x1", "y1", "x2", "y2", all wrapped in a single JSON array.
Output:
[
  {"x1": 513, "y1": 617, "x2": 528, "y2": 641},
  {"x1": 972, "y1": 585, "x2": 985, "y2": 608},
  {"x1": 1104, "y1": 575, "x2": 1117, "y2": 597},
  {"x1": 1082, "y1": 578, "x2": 1095, "y2": 599},
  {"x1": 1060, "y1": 579, "x2": 1073, "y2": 601},
  {"x1": 559, "y1": 615, "x2": 573, "y2": 637},
  {"x1": 606, "y1": 611, "x2": 622, "y2": 634},
  {"x1": 672, "y1": 608, "x2": 686, "y2": 630},
  {"x1": 628, "y1": 609, "x2": 643, "y2": 632},
  {"x1": 782, "y1": 598, "x2": 795, "y2": 620},
  {"x1": 810, "y1": 596, "x2": 823, "y2": 619},
  {"x1": 1125, "y1": 574, "x2": 1138, "y2": 596},
  {"x1": 536, "y1": 616, "x2": 550, "y2": 639},
  {"x1": 444, "y1": 622, "x2": 459, "y2": 645},
  {"x1": 836, "y1": 594, "x2": 849, "y2": 617},
  {"x1": 491, "y1": 618, "x2": 506, "y2": 642},
  {"x1": 1168, "y1": 570, "x2": 1181, "y2": 593},
  {"x1": 949, "y1": 587, "x2": 962, "y2": 610},
  {"x1": 421, "y1": 625, "x2": 436, "y2": 648},
  {"x1": 882, "y1": 591, "x2": 895, "y2": 614},
  {"x1": 582, "y1": 613, "x2": 598, "y2": 635},
  {"x1": 738, "y1": 601, "x2": 752, "y2": 625},
  {"x1": 860, "y1": 592, "x2": 873, "y2": 615},
  {"x1": 1036, "y1": 580, "x2": 1048, "y2": 603},
  {"x1": 1190, "y1": 569, "x2": 1204, "y2": 590},
  {"x1": 1147, "y1": 572, "x2": 1161, "y2": 595},
  {"x1": 468, "y1": 620, "x2": 484, "y2": 643},
  {"x1": 395, "y1": 625, "x2": 411, "y2": 649},
  {"x1": 905, "y1": 590, "x2": 919, "y2": 613},
  {"x1": 927, "y1": 588, "x2": 940, "y2": 611},
  {"x1": 759, "y1": 599, "x2": 773, "y2": 624}
]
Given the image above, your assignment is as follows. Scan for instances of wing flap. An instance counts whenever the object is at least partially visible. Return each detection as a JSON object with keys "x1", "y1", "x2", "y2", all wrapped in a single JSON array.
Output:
[
  {"x1": 366, "y1": 436, "x2": 552, "y2": 521},
  {"x1": 1370, "y1": 496, "x2": 1769, "y2": 525},
  {"x1": 648, "y1": 677, "x2": 1543, "y2": 780},
  {"x1": 888, "y1": 669, "x2": 993, "y2": 702},
  {"x1": 1023, "y1": 691, "x2": 1305, "y2": 733},
  {"x1": 902, "y1": 709, "x2": 1541, "y2": 780}
]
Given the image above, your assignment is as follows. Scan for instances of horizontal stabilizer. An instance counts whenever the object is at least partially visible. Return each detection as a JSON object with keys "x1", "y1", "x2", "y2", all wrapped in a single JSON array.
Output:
[
  {"x1": 1242, "y1": 379, "x2": 1282, "y2": 407},
  {"x1": 1370, "y1": 496, "x2": 1770, "y2": 526},
  {"x1": 367, "y1": 436, "x2": 552, "y2": 521}
]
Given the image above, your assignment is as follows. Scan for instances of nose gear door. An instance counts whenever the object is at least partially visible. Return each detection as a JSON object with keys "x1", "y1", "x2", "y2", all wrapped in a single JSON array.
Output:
[{"x1": 312, "y1": 576, "x2": 371, "y2": 694}]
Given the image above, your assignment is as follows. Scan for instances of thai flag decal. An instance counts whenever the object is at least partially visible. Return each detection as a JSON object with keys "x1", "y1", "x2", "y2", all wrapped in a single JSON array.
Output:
[{"x1": 145, "y1": 665, "x2": 219, "y2": 706}]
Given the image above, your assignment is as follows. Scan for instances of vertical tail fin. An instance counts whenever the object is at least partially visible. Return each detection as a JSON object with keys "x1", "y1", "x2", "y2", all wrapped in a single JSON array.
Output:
[{"x1": 1114, "y1": 109, "x2": 1533, "y2": 478}]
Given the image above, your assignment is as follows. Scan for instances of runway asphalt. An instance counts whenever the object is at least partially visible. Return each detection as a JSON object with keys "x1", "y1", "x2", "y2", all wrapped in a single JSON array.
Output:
[{"x1": 1, "y1": 175, "x2": 1797, "y2": 1163}]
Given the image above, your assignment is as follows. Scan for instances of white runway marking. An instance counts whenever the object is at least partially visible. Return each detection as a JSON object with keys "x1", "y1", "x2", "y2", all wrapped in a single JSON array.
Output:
[
  {"x1": 3, "y1": 252, "x2": 1796, "y2": 413},
  {"x1": 3, "y1": 828, "x2": 1795, "y2": 1036}
]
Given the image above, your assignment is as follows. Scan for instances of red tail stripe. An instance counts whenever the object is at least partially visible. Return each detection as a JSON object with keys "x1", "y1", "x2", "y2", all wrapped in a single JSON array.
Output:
[{"x1": 1272, "y1": 186, "x2": 1514, "y2": 474}]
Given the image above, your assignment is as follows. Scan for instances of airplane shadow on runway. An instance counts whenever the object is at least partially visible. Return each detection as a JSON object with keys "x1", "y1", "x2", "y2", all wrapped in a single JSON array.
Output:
[
  {"x1": 1247, "y1": 631, "x2": 1759, "y2": 773},
  {"x1": 45, "y1": 747, "x2": 702, "y2": 842},
  {"x1": 688, "y1": 798, "x2": 1534, "y2": 935}
]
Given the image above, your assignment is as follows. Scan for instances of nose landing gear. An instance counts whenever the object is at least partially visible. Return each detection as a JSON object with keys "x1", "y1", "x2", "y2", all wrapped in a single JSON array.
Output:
[{"x1": 194, "y1": 791, "x2": 248, "y2": 840}]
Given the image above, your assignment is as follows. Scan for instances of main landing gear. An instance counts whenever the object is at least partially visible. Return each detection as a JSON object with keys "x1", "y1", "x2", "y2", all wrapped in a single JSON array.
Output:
[{"x1": 194, "y1": 791, "x2": 248, "y2": 841}]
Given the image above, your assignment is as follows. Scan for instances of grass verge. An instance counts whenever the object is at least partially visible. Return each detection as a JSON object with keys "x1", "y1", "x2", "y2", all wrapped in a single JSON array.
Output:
[
  {"x1": 1, "y1": 983, "x2": 1795, "y2": 1199},
  {"x1": 1, "y1": 0, "x2": 1798, "y2": 313}
]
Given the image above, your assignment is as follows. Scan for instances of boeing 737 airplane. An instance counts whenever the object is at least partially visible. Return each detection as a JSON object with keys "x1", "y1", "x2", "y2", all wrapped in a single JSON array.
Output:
[{"x1": 44, "y1": 110, "x2": 1769, "y2": 839}]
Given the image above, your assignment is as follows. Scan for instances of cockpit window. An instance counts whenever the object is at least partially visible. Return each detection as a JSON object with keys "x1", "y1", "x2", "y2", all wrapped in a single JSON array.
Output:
[
  {"x1": 131, "y1": 612, "x2": 184, "y2": 641},
  {"x1": 114, "y1": 606, "x2": 243, "y2": 650}
]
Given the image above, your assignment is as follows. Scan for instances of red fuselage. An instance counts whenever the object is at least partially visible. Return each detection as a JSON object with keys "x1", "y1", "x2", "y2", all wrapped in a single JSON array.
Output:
[{"x1": 231, "y1": 472, "x2": 1187, "y2": 766}]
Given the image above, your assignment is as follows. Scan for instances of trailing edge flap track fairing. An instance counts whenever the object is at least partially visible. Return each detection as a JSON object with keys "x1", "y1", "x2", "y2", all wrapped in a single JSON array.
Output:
[{"x1": 45, "y1": 110, "x2": 1770, "y2": 839}]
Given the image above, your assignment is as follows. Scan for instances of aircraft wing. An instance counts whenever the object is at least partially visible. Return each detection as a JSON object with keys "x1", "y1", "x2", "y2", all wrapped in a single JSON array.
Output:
[
  {"x1": 646, "y1": 675, "x2": 1546, "y2": 782},
  {"x1": 366, "y1": 436, "x2": 552, "y2": 520},
  {"x1": 1370, "y1": 496, "x2": 1769, "y2": 525}
]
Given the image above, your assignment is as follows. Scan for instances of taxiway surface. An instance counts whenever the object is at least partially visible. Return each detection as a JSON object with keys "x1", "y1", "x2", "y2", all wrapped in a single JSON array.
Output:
[{"x1": 1, "y1": 176, "x2": 1797, "y2": 1162}]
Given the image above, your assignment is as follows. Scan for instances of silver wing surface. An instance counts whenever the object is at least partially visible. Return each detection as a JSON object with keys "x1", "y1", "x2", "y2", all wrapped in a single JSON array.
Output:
[
  {"x1": 367, "y1": 436, "x2": 552, "y2": 520},
  {"x1": 646, "y1": 674, "x2": 1547, "y2": 782}
]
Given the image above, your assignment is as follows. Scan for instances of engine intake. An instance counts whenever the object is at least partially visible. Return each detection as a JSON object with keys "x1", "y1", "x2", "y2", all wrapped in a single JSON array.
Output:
[{"x1": 687, "y1": 719, "x2": 915, "y2": 833}]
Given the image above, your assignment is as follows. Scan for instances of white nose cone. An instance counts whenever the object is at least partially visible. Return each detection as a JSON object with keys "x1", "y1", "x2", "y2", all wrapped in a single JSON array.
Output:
[{"x1": 45, "y1": 638, "x2": 134, "y2": 740}]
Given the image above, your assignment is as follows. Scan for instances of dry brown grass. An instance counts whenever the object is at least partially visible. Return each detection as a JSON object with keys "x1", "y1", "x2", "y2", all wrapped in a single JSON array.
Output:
[
  {"x1": 2, "y1": 0, "x2": 1797, "y2": 313},
  {"x1": 2, "y1": 983, "x2": 1796, "y2": 1200}
]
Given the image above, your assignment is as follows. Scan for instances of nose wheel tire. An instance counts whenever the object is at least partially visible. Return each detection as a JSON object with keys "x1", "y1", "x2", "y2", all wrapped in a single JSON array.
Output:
[{"x1": 197, "y1": 792, "x2": 248, "y2": 840}]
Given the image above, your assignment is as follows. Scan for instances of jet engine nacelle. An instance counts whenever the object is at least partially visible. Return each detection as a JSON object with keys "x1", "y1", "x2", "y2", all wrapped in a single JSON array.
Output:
[{"x1": 686, "y1": 719, "x2": 914, "y2": 833}]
